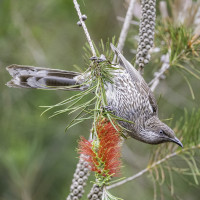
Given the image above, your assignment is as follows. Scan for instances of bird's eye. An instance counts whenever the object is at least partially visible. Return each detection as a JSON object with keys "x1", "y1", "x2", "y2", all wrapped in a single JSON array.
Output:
[{"x1": 159, "y1": 130, "x2": 163, "y2": 134}]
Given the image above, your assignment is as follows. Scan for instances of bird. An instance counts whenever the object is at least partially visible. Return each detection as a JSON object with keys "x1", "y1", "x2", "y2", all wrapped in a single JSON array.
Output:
[{"x1": 6, "y1": 44, "x2": 183, "y2": 147}]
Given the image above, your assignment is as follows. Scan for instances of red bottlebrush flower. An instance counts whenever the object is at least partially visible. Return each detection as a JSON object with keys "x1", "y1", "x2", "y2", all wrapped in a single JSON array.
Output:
[{"x1": 78, "y1": 119, "x2": 122, "y2": 178}]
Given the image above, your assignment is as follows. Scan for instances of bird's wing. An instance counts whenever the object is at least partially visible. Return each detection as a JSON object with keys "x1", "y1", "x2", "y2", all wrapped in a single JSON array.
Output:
[
  {"x1": 110, "y1": 43, "x2": 158, "y2": 115},
  {"x1": 110, "y1": 43, "x2": 142, "y2": 83},
  {"x1": 148, "y1": 89, "x2": 158, "y2": 115}
]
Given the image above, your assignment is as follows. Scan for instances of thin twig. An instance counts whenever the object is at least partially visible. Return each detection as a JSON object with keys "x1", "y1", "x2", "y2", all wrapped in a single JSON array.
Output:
[
  {"x1": 159, "y1": 1, "x2": 169, "y2": 19},
  {"x1": 67, "y1": 2, "x2": 96, "y2": 199},
  {"x1": 73, "y1": 0, "x2": 96, "y2": 57},
  {"x1": 107, "y1": 144, "x2": 200, "y2": 190},
  {"x1": 117, "y1": 16, "x2": 139, "y2": 26},
  {"x1": 149, "y1": 53, "x2": 170, "y2": 92},
  {"x1": 117, "y1": 0, "x2": 136, "y2": 52}
]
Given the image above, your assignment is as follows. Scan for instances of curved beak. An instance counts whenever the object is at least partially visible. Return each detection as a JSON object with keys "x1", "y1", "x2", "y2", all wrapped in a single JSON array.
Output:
[{"x1": 171, "y1": 137, "x2": 183, "y2": 148}]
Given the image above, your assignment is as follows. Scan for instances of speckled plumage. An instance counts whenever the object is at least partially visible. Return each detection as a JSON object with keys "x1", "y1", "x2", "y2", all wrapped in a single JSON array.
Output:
[
  {"x1": 105, "y1": 68, "x2": 153, "y2": 137},
  {"x1": 6, "y1": 44, "x2": 183, "y2": 147}
]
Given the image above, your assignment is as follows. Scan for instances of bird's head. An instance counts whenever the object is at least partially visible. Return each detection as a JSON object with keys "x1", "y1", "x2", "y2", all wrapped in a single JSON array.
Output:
[{"x1": 141, "y1": 116, "x2": 183, "y2": 147}]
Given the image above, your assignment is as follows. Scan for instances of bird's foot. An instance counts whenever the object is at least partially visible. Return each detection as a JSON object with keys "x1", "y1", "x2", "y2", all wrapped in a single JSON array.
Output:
[
  {"x1": 103, "y1": 105, "x2": 113, "y2": 112},
  {"x1": 90, "y1": 54, "x2": 106, "y2": 63}
]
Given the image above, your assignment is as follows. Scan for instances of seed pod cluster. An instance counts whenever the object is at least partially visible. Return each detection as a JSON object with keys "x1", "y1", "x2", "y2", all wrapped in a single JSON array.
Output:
[
  {"x1": 136, "y1": 0, "x2": 156, "y2": 69},
  {"x1": 87, "y1": 184, "x2": 103, "y2": 200},
  {"x1": 67, "y1": 157, "x2": 91, "y2": 200}
]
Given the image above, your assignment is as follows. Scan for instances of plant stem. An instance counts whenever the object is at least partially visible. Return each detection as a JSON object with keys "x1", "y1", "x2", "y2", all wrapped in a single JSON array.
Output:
[
  {"x1": 73, "y1": 0, "x2": 96, "y2": 57},
  {"x1": 117, "y1": 0, "x2": 136, "y2": 52},
  {"x1": 107, "y1": 145, "x2": 200, "y2": 190},
  {"x1": 149, "y1": 53, "x2": 170, "y2": 92}
]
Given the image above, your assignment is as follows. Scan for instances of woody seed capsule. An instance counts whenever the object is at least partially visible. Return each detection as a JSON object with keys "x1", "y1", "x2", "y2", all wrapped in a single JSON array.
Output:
[
  {"x1": 136, "y1": 0, "x2": 156, "y2": 68},
  {"x1": 66, "y1": 157, "x2": 91, "y2": 200}
]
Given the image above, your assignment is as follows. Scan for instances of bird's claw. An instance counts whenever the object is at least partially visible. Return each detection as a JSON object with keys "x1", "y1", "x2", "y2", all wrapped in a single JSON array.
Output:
[
  {"x1": 103, "y1": 105, "x2": 113, "y2": 112},
  {"x1": 90, "y1": 54, "x2": 106, "y2": 63}
]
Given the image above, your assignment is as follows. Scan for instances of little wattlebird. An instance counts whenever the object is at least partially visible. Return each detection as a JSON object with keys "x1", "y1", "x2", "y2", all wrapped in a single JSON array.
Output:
[{"x1": 6, "y1": 44, "x2": 183, "y2": 147}]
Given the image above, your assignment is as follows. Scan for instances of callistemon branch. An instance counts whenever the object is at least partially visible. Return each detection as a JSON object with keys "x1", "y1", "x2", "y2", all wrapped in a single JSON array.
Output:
[
  {"x1": 65, "y1": 41, "x2": 118, "y2": 199},
  {"x1": 136, "y1": 0, "x2": 156, "y2": 73},
  {"x1": 78, "y1": 119, "x2": 123, "y2": 199},
  {"x1": 66, "y1": 2, "x2": 98, "y2": 199},
  {"x1": 78, "y1": 119, "x2": 122, "y2": 181}
]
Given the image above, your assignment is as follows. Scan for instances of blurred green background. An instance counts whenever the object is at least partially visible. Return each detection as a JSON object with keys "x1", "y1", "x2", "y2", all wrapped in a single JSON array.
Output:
[{"x1": 0, "y1": 0, "x2": 200, "y2": 199}]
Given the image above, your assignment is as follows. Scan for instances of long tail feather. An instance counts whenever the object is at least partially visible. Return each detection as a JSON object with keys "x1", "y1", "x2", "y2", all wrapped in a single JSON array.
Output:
[{"x1": 6, "y1": 64, "x2": 87, "y2": 91}]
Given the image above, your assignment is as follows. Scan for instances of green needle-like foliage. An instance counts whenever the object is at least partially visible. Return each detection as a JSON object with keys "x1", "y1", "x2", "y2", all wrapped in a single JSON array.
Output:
[
  {"x1": 153, "y1": 21, "x2": 200, "y2": 100},
  {"x1": 148, "y1": 109, "x2": 200, "y2": 199},
  {"x1": 40, "y1": 38, "x2": 129, "y2": 138}
]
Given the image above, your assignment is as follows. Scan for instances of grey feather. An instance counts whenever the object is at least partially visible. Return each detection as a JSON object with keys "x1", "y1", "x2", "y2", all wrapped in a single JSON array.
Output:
[
  {"x1": 6, "y1": 64, "x2": 85, "y2": 90},
  {"x1": 110, "y1": 44, "x2": 158, "y2": 115}
]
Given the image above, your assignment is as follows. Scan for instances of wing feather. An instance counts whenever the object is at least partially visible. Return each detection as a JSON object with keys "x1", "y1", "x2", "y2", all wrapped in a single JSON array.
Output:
[{"x1": 111, "y1": 43, "x2": 158, "y2": 115}]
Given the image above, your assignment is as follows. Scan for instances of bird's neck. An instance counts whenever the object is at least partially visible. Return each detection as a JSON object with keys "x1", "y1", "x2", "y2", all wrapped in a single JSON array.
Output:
[{"x1": 135, "y1": 117, "x2": 146, "y2": 132}]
